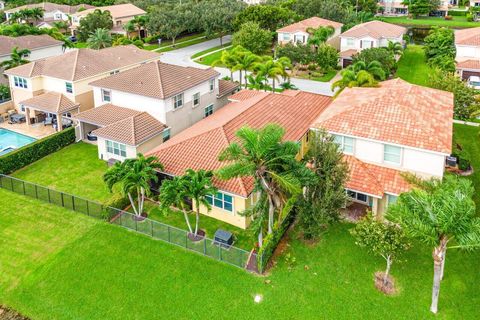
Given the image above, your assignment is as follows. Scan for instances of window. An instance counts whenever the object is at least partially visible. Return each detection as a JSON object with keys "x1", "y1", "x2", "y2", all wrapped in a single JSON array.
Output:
[
  {"x1": 204, "y1": 104, "x2": 213, "y2": 118},
  {"x1": 347, "y1": 190, "x2": 368, "y2": 203},
  {"x1": 101, "y1": 89, "x2": 111, "y2": 102},
  {"x1": 282, "y1": 33, "x2": 291, "y2": 41},
  {"x1": 209, "y1": 79, "x2": 215, "y2": 92},
  {"x1": 162, "y1": 128, "x2": 171, "y2": 142},
  {"x1": 106, "y1": 140, "x2": 127, "y2": 157},
  {"x1": 13, "y1": 76, "x2": 27, "y2": 89},
  {"x1": 387, "y1": 194, "x2": 398, "y2": 207},
  {"x1": 206, "y1": 192, "x2": 233, "y2": 212},
  {"x1": 383, "y1": 144, "x2": 402, "y2": 165},
  {"x1": 193, "y1": 92, "x2": 200, "y2": 107},
  {"x1": 173, "y1": 93, "x2": 184, "y2": 109},
  {"x1": 346, "y1": 38, "x2": 355, "y2": 46},
  {"x1": 55, "y1": 13, "x2": 62, "y2": 20},
  {"x1": 65, "y1": 82, "x2": 73, "y2": 93},
  {"x1": 333, "y1": 134, "x2": 354, "y2": 154}
]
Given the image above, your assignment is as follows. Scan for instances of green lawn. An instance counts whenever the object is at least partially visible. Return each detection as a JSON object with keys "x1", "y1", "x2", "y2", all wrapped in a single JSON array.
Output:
[
  {"x1": 74, "y1": 42, "x2": 87, "y2": 48},
  {"x1": 382, "y1": 16, "x2": 480, "y2": 28},
  {"x1": 143, "y1": 33, "x2": 206, "y2": 51},
  {"x1": 294, "y1": 70, "x2": 338, "y2": 82},
  {"x1": 396, "y1": 45, "x2": 432, "y2": 87},
  {"x1": 1, "y1": 190, "x2": 479, "y2": 319},
  {"x1": 12, "y1": 142, "x2": 112, "y2": 202},
  {"x1": 195, "y1": 47, "x2": 228, "y2": 66},
  {"x1": 191, "y1": 43, "x2": 232, "y2": 59},
  {"x1": 452, "y1": 124, "x2": 480, "y2": 210}
]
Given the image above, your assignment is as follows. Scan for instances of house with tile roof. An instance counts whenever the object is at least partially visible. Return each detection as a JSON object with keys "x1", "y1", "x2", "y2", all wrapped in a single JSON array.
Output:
[
  {"x1": 0, "y1": 35, "x2": 64, "y2": 64},
  {"x1": 455, "y1": 27, "x2": 480, "y2": 80},
  {"x1": 276, "y1": 17, "x2": 343, "y2": 49},
  {"x1": 339, "y1": 20, "x2": 407, "y2": 67},
  {"x1": 4, "y1": 45, "x2": 160, "y2": 133},
  {"x1": 312, "y1": 79, "x2": 453, "y2": 217}
]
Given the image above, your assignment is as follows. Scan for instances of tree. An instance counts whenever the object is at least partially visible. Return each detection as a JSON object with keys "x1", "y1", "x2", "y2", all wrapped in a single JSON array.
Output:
[
  {"x1": 254, "y1": 57, "x2": 283, "y2": 92},
  {"x1": 332, "y1": 69, "x2": 378, "y2": 93},
  {"x1": 429, "y1": 68, "x2": 480, "y2": 121},
  {"x1": 350, "y1": 60, "x2": 386, "y2": 80},
  {"x1": 125, "y1": 15, "x2": 147, "y2": 39},
  {"x1": 103, "y1": 154, "x2": 163, "y2": 218},
  {"x1": 231, "y1": 47, "x2": 261, "y2": 88},
  {"x1": 246, "y1": 73, "x2": 270, "y2": 91},
  {"x1": 76, "y1": 9, "x2": 113, "y2": 42},
  {"x1": 352, "y1": 47, "x2": 396, "y2": 76},
  {"x1": 349, "y1": 0, "x2": 379, "y2": 14},
  {"x1": 217, "y1": 124, "x2": 310, "y2": 245},
  {"x1": 423, "y1": 26, "x2": 456, "y2": 72},
  {"x1": 146, "y1": 6, "x2": 190, "y2": 46},
  {"x1": 387, "y1": 41, "x2": 403, "y2": 56},
  {"x1": 159, "y1": 175, "x2": 194, "y2": 234},
  {"x1": 0, "y1": 84, "x2": 10, "y2": 102},
  {"x1": 87, "y1": 28, "x2": 112, "y2": 49},
  {"x1": 182, "y1": 169, "x2": 217, "y2": 237},
  {"x1": 30, "y1": 7, "x2": 44, "y2": 24},
  {"x1": 307, "y1": 26, "x2": 334, "y2": 49},
  {"x1": 292, "y1": 0, "x2": 352, "y2": 23},
  {"x1": 404, "y1": 0, "x2": 440, "y2": 18},
  {"x1": 232, "y1": 21, "x2": 273, "y2": 55},
  {"x1": 233, "y1": 4, "x2": 298, "y2": 31},
  {"x1": 198, "y1": 0, "x2": 246, "y2": 46},
  {"x1": 315, "y1": 44, "x2": 339, "y2": 71},
  {"x1": 299, "y1": 129, "x2": 348, "y2": 239},
  {"x1": 351, "y1": 213, "x2": 410, "y2": 289},
  {"x1": 387, "y1": 175, "x2": 480, "y2": 313},
  {"x1": 276, "y1": 43, "x2": 315, "y2": 66},
  {"x1": 0, "y1": 47, "x2": 30, "y2": 70},
  {"x1": 213, "y1": 49, "x2": 239, "y2": 81},
  {"x1": 52, "y1": 21, "x2": 69, "y2": 34}
]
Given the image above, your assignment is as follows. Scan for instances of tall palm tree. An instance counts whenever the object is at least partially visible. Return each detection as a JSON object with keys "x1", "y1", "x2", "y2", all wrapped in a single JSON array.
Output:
[
  {"x1": 123, "y1": 22, "x2": 136, "y2": 39},
  {"x1": 182, "y1": 169, "x2": 217, "y2": 237},
  {"x1": 254, "y1": 57, "x2": 284, "y2": 92},
  {"x1": 387, "y1": 41, "x2": 403, "y2": 57},
  {"x1": 350, "y1": 60, "x2": 386, "y2": 81},
  {"x1": 232, "y1": 48, "x2": 261, "y2": 88},
  {"x1": 388, "y1": 176, "x2": 480, "y2": 314},
  {"x1": 159, "y1": 176, "x2": 194, "y2": 234},
  {"x1": 87, "y1": 28, "x2": 112, "y2": 49},
  {"x1": 246, "y1": 73, "x2": 269, "y2": 91},
  {"x1": 331, "y1": 69, "x2": 377, "y2": 94},
  {"x1": 129, "y1": 15, "x2": 147, "y2": 39},
  {"x1": 103, "y1": 154, "x2": 163, "y2": 217},
  {"x1": 276, "y1": 56, "x2": 292, "y2": 83},
  {"x1": 307, "y1": 26, "x2": 334, "y2": 50},
  {"x1": 213, "y1": 49, "x2": 239, "y2": 81},
  {"x1": 216, "y1": 124, "x2": 307, "y2": 243},
  {"x1": 0, "y1": 47, "x2": 30, "y2": 70},
  {"x1": 30, "y1": 7, "x2": 44, "y2": 24}
]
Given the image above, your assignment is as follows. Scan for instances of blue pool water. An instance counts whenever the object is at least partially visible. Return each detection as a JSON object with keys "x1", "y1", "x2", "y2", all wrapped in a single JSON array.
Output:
[{"x1": 0, "y1": 128, "x2": 36, "y2": 156}]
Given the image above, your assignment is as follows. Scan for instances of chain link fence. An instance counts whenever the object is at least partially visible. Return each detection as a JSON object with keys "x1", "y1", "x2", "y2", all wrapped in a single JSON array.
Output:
[{"x1": 0, "y1": 174, "x2": 258, "y2": 272}]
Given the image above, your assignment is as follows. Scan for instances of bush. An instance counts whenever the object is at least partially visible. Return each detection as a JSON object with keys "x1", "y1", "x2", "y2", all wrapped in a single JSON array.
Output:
[
  {"x1": 232, "y1": 21, "x2": 273, "y2": 55},
  {"x1": 144, "y1": 34, "x2": 161, "y2": 44},
  {"x1": 448, "y1": 10, "x2": 466, "y2": 16},
  {"x1": 453, "y1": 143, "x2": 472, "y2": 171},
  {"x1": 444, "y1": 15, "x2": 453, "y2": 20},
  {"x1": 467, "y1": 13, "x2": 474, "y2": 22},
  {"x1": 257, "y1": 210, "x2": 296, "y2": 273},
  {"x1": 276, "y1": 43, "x2": 314, "y2": 66},
  {"x1": 352, "y1": 47, "x2": 396, "y2": 76},
  {"x1": 102, "y1": 193, "x2": 130, "y2": 221},
  {"x1": 315, "y1": 44, "x2": 339, "y2": 71},
  {"x1": 0, "y1": 127, "x2": 75, "y2": 175}
]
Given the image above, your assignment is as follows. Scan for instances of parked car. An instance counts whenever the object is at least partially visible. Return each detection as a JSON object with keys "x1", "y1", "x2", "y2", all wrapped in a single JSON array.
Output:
[
  {"x1": 68, "y1": 35, "x2": 77, "y2": 43},
  {"x1": 467, "y1": 76, "x2": 480, "y2": 90}
]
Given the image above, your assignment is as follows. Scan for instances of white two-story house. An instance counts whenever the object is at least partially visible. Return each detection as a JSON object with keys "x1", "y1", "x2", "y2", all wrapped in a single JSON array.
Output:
[
  {"x1": 276, "y1": 17, "x2": 343, "y2": 49},
  {"x1": 0, "y1": 35, "x2": 64, "y2": 64},
  {"x1": 312, "y1": 78, "x2": 453, "y2": 217},
  {"x1": 455, "y1": 27, "x2": 480, "y2": 80},
  {"x1": 339, "y1": 20, "x2": 407, "y2": 67},
  {"x1": 74, "y1": 61, "x2": 239, "y2": 161}
]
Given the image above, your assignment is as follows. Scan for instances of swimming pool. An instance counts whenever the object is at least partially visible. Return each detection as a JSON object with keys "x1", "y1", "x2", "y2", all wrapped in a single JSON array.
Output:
[{"x1": 0, "y1": 128, "x2": 36, "y2": 156}]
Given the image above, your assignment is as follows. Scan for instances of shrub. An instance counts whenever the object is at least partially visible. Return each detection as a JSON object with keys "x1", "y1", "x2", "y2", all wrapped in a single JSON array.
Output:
[
  {"x1": 449, "y1": 10, "x2": 467, "y2": 16},
  {"x1": 453, "y1": 143, "x2": 472, "y2": 171},
  {"x1": 276, "y1": 43, "x2": 315, "y2": 66},
  {"x1": 232, "y1": 21, "x2": 273, "y2": 55},
  {"x1": 0, "y1": 127, "x2": 75, "y2": 175},
  {"x1": 352, "y1": 47, "x2": 396, "y2": 76},
  {"x1": 467, "y1": 13, "x2": 474, "y2": 22},
  {"x1": 102, "y1": 193, "x2": 130, "y2": 221},
  {"x1": 315, "y1": 44, "x2": 339, "y2": 71},
  {"x1": 444, "y1": 15, "x2": 453, "y2": 20}
]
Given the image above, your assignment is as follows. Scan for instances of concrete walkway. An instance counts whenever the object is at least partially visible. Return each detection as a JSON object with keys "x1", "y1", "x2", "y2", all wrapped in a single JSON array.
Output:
[
  {"x1": 453, "y1": 119, "x2": 480, "y2": 127},
  {"x1": 159, "y1": 35, "x2": 337, "y2": 96}
]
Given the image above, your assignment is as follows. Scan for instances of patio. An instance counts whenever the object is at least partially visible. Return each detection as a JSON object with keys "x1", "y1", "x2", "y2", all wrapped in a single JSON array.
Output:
[{"x1": 0, "y1": 121, "x2": 55, "y2": 139}]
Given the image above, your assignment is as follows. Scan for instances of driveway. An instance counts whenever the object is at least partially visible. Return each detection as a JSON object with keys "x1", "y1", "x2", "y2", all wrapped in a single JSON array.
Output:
[{"x1": 160, "y1": 35, "x2": 336, "y2": 96}]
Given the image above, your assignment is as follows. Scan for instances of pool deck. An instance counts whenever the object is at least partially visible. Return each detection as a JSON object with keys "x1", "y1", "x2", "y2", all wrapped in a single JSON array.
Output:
[{"x1": 0, "y1": 122, "x2": 56, "y2": 139}]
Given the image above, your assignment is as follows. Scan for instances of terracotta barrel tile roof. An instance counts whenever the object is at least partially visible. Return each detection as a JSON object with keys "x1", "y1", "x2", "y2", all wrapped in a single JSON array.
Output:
[
  {"x1": 5, "y1": 46, "x2": 160, "y2": 81},
  {"x1": 277, "y1": 17, "x2": 343, "y2": 33},
  {"x1": 313, "y1": 79, "x2": 453, "y2": 154},
  {"x1": 339, "y1": 49, "x2": 358, "y2": 59},
  {"x1": 455, "y1": 27, "x2": 480, "y2": 46},
  {"x1": 93, "y1": 112, "x2": 167, "y2": 146},
  {"x1": 74, "y1": 4, "x2": 145, "y2": 18},
  {"x1": 89, "y1": 61, "x2": 219, "y2": 99},
  {"x1": 5, "y1": 2, "x2": 94, "y2": 14},
  {"x1": 0, "y1": 35, "x2": 62, "y2": 57},
  {"x1": 20, "y1": 92, "x2": 79, "y2": 114},
  {"x1": 74, "y1": 104, "x2": 141, "y2": 127},
  {"x1": 218, "y1": 80, "x2": 240, "y2": 97},
  {"x1": 457, "y1": 59, "x2": 480, "y2": 70},
  {"x1": 340, "y1": 20, "x2": 407, "y2": 39},
  {"x1": 147, "y1": 90, "x2": 332, "y2": 197}
]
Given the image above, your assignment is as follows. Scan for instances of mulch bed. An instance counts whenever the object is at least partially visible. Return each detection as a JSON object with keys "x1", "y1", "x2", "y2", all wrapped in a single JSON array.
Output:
[
  {"x1": 187, "y1": 229, "x2": 205, "y2": 242},
  {"x1": 374, "y1": 272, "x2": 397, "y2": 295},
  {"x1": 0, "y1": 306, "x2": 30, "y2": 320},
  {"x1": 446, "y1": 166, "x2": 474, "y2": 176}
]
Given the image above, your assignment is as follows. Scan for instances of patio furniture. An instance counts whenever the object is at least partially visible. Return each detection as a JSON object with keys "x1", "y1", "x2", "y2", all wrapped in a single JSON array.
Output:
[
  {"x1": 9, "y1": 113, "x2": 26, "y2": 123},
  {"x1": 44, "y1": 116, "x2": 53, "y2": 126},
  {"x1": 87, "y1": 131, "x2": 98, "y2": 141}
]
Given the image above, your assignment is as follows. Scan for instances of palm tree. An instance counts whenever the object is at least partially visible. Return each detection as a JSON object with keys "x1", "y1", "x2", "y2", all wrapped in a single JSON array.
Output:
[
  {"x1": 350, "y1": 60, "x2": 386, "y2": 81},
  {"x1": 182, "y1": 169, "x2": 217, "y2": 237},
  {"x1": 246, "y1": 73, "x2": 269, "y2": 91},
  {"x1": 254, "y1": 57, "x2": 283, "y2": 92},
  {"x1": 123, "y1": 22, "x2": 136, "y2": 39},
  {"x1": 129, "y1": 15, "x2": 147, "y2": 39},
  {"x1": 52, "y1": 21, "x2": 69, "y2": 35},
  {"x1": 0, "y1": 47, "x2": 30, "y2": 70},
  {"x1": 8, "y1": 12, "x2": 23, "y2": 24},
  {"x1": 307, "y1": 26, "x2": 335, "y2": 50},
  {"x1": 387, "y1": 41, "x2": 403, "y2": 56},
  {"x1": 276, "y1": 56, "x2": 292, "y2": 83},
  {"x1": 213, "y1": 49, "x2": 239, "y2": 81},
  {"x1": 159, "y1": 176, "x2": 194, "y2": 234},
  {"x1": 216, "y1": 124, "x2": 306, "y2": 243},
  {"x1": 332, "y1": 69, "x2": 378, "y2": 94},
  {"x1": 279, "y1": 81, "x2": 298, "y2": 90},
  {"x1": 87, "y1": 28, "x2": 112, "y2": 49},
  {"x1": 103, "y1": 154, "x2": 163, "y2": 218},
  {"x1": 387, "y1": 175, "x2": 480, "y2": 314},
  {"x1": 232, "y1": 48, "x2": 261, "y2": 88},
  {"x1": 30, "y1": 7, "x2": 44, "y2": 24}
]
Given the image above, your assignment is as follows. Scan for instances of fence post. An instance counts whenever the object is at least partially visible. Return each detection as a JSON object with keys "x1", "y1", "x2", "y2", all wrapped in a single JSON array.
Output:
[
  {"x1": 86, "y1": 201, "x2": 90, "y2": 216},
  {"x1": 219, "y1": 244, "x2": 222, "y2": 261},
  {"x1": 22, "y1": 181, "x2": 26, "y2": 195},
  {"x1": 61, "y1": 193, "x2": 65, "y2": 207},
  {"x1": 203, "y1": 238, "x2": 207, "y2": 255},
  {"x1": 47, "y1": 188, "x2": 51, "y2": 203},
  {"x1": 150, "y1": 220, "x2": 154, "y2": 237},
  {"x1": 135, "y1": 216, "x2": 138, "y2": 231},
  {"x1": 72, "y1": 195, "x2": 75, "y2": 211},
  {"x1": 10, "y1": 177, "x2": 13, "y2": 191},
  {"x1": 34, "y1": 184, "x2": 38, "y2": 199},
  {"x1": 168, "y1": 226, "x2": 171, "y2": 242},
  {"x1": 185, "y1": 231, "x2": 188, "y2": 248}
]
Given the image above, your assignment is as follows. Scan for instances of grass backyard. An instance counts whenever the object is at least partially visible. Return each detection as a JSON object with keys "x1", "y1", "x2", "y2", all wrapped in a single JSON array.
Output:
[
  {"x1": 195, "y1": 47, "x2": 227, "y2": 66},
  {"x1": 12, "y1": 143, "x2": 113, "y2": 202},
  {"x1": 191, "y1": 43, "x2": 232, "y2": 59},
  {"x1": 396, "y1": 45, "x2": 432, "y2": 87},
  {"x1": 0, "y1": 190, "x2": 479, "y2": 319},
  {"x1": 382, "y1": 16, "x2": 480, "y2": 28}
]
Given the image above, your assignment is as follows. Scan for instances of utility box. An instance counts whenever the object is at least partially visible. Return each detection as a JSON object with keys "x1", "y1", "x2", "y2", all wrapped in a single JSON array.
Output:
[{"x1": 214, "y1": 229, "x2": 233, "y2": 247}]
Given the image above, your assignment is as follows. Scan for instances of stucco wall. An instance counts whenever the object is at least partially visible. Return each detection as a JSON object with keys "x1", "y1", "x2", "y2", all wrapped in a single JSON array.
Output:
[{"x1": 456, "y1": 45, "x2": 480, "y2": 59}]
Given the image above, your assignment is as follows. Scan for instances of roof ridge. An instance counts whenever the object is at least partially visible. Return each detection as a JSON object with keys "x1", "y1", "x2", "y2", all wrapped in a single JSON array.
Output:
[
  {"x1": 71, "y1": 49, "x2": 80, "y2": 81},
  {"x1": 56, "y1": 92, "x2": 62, "y2": 112},
  {"x1": 155, "y1": 61, "x2": 165, "y2": 97}
]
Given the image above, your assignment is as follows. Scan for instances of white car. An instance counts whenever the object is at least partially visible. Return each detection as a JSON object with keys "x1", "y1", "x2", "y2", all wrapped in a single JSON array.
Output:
[{"x1": 467, "y1": 76, "x2": 480, "y2": 90}]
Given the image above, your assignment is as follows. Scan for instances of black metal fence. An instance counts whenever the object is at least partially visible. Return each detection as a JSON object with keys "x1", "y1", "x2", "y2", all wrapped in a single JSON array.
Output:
[{"x1": 0, "y1": 174, "x2": 257, "y2": 272}]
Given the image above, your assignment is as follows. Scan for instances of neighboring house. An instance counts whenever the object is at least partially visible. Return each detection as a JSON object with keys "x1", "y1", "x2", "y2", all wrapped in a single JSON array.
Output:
[
  {"x1": 312, "y1": 78, "x2": 453, "y2": 217},
  {"x1": 0, "y1": 35, "x2": 64, "y2": 63},
  {"x1": 146, "y1": 89, "x2": 333, "y2": 229},
  {"x1": 455, "y1": 27, "x2": 480, "y2": 79},
  {"x1": 0, "y1": 1, "x2": 5, "y2": 11},
  {"x1": 4, "y1": 45, "x2": 160, "y2": 131},
  {"x1": 86, "y1": 61, "x2": 239, "y2": 138},
  {"x1": 276, "y1": 17, "x2": 343, "y2": 49},
  {"x1": 70, "y1": 4, "x2": 146, "y2": 36},
  {"x1": 378, "y1": 0, "x2": 452, "y2": 16},
  {"x1": 339, "y1": 20, "x2": 407, "y2": 67},
  {"x1": 4, "y1": 2, "x2": 94, "y2": 25},
  {"x1": 75, "y1": 104, "x2": 169, "y2": 162},
  {"x1": 471, "y1": 0, "x2": 480, "y2": 7}
]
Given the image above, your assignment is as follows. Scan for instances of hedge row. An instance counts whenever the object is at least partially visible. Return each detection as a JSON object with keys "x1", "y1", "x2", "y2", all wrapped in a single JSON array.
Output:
[
  {"x1": 102, "y1": 193, "x2": 131, "y2": 221},
  {"x1": 257, "y1": 210, "x2": 296, "y2": 273},
  {"x1": 448, "y1": 10, "x2": 467, "y2": 16},
  {"x1": 0, "y1": 127, "x2": 75, "y2": 174}
]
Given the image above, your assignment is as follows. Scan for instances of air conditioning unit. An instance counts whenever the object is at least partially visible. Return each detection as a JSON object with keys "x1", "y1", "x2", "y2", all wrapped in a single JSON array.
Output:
[{"x1": 446, "y1": 156, "x2": 457, "y2": 167}]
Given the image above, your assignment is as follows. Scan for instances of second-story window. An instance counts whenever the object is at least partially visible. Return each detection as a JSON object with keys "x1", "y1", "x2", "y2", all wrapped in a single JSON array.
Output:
[
  {"x1": 193, "y1": 92, "x2": 200, "y2": 107},
  {"x1": 333, "y1": 134, "x2": 354, "y2": 154},
  {"x1": 13, "y1": 76, "x2": 28, "y2": 89},
  {"x1": 346, "y1": 38, "x2": 354, "y2": 46},
  {"x1": 162, "y1": 128, "x2": 171, "y2": 142},
  {"x1": 101, "y1": 89, "x2": 111, "y2": 102},
  {"x1": 209, "y1": 79, "x2": 215, "y2": 92},
  {"x1": 65, "y1": 82, "x2": 73, "y2": 94},
  {"x1": 383, "y1": 144, "x2": 402, "y2": 165},
  {"x1": 173, "y1": 93, "x2": 184, "y2": 109},
  {"x1": 204, "y1": 104, "x2": 213, "y2": 118}
]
